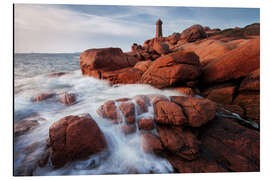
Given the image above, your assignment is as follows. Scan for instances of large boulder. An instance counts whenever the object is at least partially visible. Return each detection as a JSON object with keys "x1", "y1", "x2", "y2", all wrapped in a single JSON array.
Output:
[
  {"x1": 180, "y1": 24, "x2": 206, "y2": 42},
  {"x1": 141, "y1": 51, "x2": 201, "y2": 88},
  {"x1": 80, "y1": 48, "x2": 131, "y2": 75},
  {"x1": 49, "y1": 114, "x2": 107, "y2": 168},
  {"x1": 171, "y1": 96, "x2": 217, "y2": 127},
  {"x1": 154, "y1": 100, "x2": 187, "y2": 126},
  {"x1": 202, "y1": 37, "x2": 260, "y2": 84}
]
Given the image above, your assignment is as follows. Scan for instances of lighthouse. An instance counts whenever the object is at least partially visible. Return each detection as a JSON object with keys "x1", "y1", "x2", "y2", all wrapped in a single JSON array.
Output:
[{"x1": 156, "y1": 19, "x2": 163, "y2": 38}]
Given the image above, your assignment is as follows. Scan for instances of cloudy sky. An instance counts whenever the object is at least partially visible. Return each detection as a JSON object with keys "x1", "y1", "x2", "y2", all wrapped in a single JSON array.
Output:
[{"x1": 14, "y1": 4, "x2": 259, "y2": 53}]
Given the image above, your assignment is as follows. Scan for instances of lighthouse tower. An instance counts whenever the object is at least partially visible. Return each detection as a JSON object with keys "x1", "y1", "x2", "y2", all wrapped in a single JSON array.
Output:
[{"x1": 156, "y1": 19, "x2": 163, "y2": 38}]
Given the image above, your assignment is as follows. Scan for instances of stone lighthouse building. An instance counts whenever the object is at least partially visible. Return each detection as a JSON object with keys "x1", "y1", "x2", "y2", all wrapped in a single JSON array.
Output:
[{"x1": 156, "y1": 19, "x2": 163, "y2": 38}]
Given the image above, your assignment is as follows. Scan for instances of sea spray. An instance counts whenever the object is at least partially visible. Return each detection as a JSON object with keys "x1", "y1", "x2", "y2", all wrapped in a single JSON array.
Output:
[{"x1": 14, "y1": 70, "x2": 183, "y2": 175}]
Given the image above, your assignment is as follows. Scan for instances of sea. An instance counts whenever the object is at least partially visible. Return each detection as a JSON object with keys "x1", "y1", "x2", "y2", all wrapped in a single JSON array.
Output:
[{"x1": 14, "y1": 53, "x2": 183, "y2": 176}]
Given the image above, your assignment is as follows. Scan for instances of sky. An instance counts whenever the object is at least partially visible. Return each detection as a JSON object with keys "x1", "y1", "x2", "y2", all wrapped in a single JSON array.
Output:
[{"x1": 14, "y1": 4, "x2": 260, "y2": 53}]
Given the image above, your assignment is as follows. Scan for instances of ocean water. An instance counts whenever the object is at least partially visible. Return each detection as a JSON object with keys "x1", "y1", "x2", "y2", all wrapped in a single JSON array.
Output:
[{"x1": 14, "y1": 53, "x2": 184, "y2": 176}]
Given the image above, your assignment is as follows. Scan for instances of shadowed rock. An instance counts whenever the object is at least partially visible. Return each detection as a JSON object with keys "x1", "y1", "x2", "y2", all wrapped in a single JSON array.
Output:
[
  {"x1": 140, "y1": 132, "x2": 164, "y2": 154},
  {"x1": 157, "y1": 125, "x2": 200, "y2": 160},
  {"x1": 181, "y1": 24, "x2": 206, "y2": 42},
  {"x1": 239, "y1": 68, "x2": 260, "y2": 92},
  {"x1": 138, "y1": 118, "x2": 155, "y2": 130}
]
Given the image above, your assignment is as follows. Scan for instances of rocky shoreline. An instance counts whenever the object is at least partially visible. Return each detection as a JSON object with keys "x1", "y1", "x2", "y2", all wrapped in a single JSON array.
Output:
[{"x1": 14, "y1": 22, "x2": 260, "y2": 175}]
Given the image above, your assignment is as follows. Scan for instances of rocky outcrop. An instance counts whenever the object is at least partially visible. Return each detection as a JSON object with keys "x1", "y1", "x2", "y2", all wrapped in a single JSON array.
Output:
[
  {"x1": 89, "y1": 93, "x2": 260, "y2": 173},
  {"x1": 80, "y1": 48, "x2": 142, "y2": 84},
  {"x1": 141, "y1": 51, "x2": 201, "y2": 88},
  {"x1": 199, "y1": 117, "x2": 260, "y2": 172},
  {"x1": 164, "y1": 114, "x2": 259, "y2": 173},
  {"x1": 49, "y1": 114, "x2": 107, "y2": 168},
  {"x1": 202, "y1": 36, "x2": 260, "y2": 84},
  {"x1": 75, "y1": 21, "x2": 260, "y2": 173}
]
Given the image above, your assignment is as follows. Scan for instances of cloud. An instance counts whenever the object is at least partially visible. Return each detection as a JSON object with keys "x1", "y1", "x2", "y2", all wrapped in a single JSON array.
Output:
[
  {"x1": 14, "y1": 4, "x2": 154, "y2": 53},
  {"x1": 14, "y1": 4, "x2": 259, "y2": 53}
]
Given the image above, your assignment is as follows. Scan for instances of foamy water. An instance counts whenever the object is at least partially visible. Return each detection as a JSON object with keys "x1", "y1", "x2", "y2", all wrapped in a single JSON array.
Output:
[{"x1": 14, "y1": 67, "x2": 185, "y2": 175}]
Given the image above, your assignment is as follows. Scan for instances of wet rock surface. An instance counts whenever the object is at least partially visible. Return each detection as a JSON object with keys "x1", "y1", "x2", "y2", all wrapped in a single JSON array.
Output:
[
  {"x1": 49, "y1": 114, "x2": 107, "y2": 168},
  {"x1": 95, "y1": 93, "x2": 259, "y2": 173},
  {"x1": 59, "y1": 92, "x2": 76, "y2": 105},
  {"x1": 32, "y1": 93, "x2": 55, "y2": 102}
]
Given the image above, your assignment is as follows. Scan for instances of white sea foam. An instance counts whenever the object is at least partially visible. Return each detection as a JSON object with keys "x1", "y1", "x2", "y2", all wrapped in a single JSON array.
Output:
[{"x1": 14, "y1": 70, "x2": 183, "y2": 175}]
